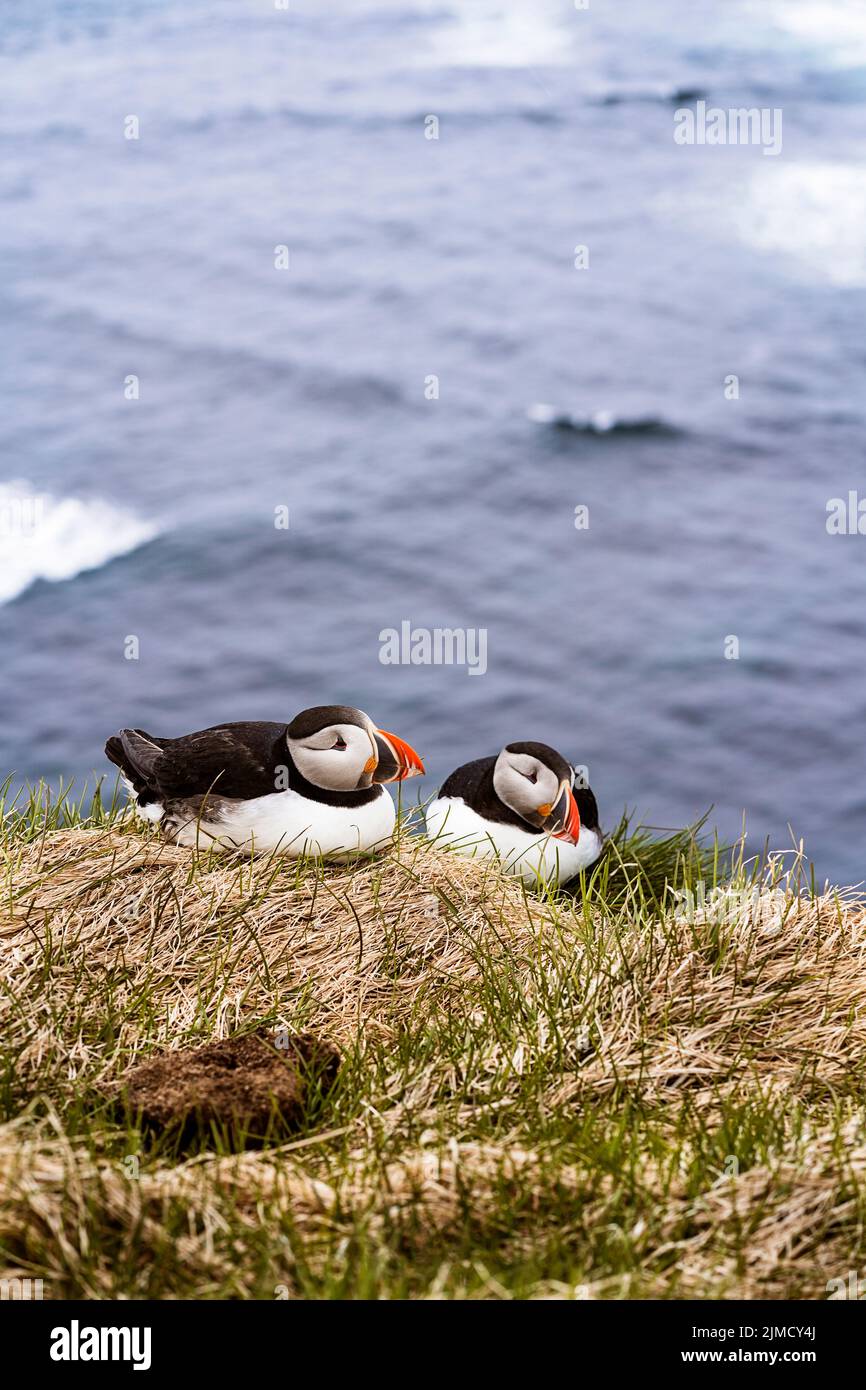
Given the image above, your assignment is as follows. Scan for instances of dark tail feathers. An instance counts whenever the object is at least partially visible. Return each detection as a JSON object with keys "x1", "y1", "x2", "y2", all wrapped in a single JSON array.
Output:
[{"x1": 105, "y1": 728, "x2": 163, "y2": 793}]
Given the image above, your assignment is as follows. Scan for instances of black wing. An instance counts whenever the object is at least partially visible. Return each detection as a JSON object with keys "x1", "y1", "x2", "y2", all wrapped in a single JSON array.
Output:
[{"x1": 105, "y1": 721, "x2": 287, "y2": 801}]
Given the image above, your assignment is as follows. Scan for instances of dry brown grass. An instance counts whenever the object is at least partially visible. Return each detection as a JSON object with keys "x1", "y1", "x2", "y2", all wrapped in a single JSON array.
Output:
[{"x1": 1, "y1": 820, "x2": 865, "y2": 1299}]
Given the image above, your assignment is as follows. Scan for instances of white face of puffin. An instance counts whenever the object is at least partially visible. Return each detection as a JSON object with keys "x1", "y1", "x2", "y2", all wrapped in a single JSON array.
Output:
[
  {"x1": 287, "y1": 707, "x2": 425, "y2": 792},
  {"x1": 492, "y1": 745, "x2": 581, "y2": 842}
]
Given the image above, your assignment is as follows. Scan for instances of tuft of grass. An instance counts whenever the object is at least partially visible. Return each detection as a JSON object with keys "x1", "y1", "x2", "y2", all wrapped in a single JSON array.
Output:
[
  {"x1": 581, "y1": 808, "x2": 718, "y2": 909},
  {"x1": 0, "y1": 779, "x2": 864, "y2": 1301},
  {"x1": 0, "y1": 774, "x2": 128, "y2": 845}
]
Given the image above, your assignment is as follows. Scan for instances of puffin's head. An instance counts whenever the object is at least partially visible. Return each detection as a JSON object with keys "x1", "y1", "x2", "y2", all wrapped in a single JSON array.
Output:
[
  {"x1": 286, "y1": 705, "x2": 425, "y2": 792},
  {"x1": 492, "y1": 741, "x2": 581, "y2": 842}
]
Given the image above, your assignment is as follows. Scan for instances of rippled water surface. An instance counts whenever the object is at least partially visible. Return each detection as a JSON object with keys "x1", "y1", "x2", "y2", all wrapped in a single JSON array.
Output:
[{"x1": 2, "y1": 0, "x2": 865, "y2": 881}]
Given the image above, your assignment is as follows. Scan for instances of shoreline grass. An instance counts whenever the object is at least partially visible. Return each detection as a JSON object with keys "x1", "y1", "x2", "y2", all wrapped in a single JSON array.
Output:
[{"x1": 1, "y1": 782, "x2": 864, "y2": 1300}]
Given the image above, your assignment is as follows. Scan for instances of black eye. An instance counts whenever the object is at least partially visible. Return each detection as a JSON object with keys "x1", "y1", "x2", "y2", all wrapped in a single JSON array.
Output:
[
  {"x1": 523, "y1": 769, "x2": 538, "y2": 784},
  {"x1": 332, "y1": 735, "x2": 347, "y2": 750}
]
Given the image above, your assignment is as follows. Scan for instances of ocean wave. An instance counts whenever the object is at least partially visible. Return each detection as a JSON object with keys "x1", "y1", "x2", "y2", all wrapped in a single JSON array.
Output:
[
  {"x1": 527, "y1": 404, "x2": 679, "y2": 436},
  {"x1": 597, "y1": 85, "x2": 706, "y2": 107},
  {"x1": 0, "y1": 481, "x2": 157, "y2": 607}
]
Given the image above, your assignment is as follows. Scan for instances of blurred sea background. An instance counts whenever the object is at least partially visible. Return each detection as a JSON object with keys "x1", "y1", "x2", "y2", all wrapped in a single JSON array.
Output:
[{"x1": 1, "y1": 0, "x2": 865, "y2": 882}]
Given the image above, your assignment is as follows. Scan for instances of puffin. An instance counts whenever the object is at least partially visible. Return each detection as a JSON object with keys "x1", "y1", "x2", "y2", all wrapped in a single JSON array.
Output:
[
  {"x1": 425, "y1": 741, "x2": 602, "y2": 886},
  {"x1": 105, "y1": 705, "x2": 424, "y2": 856}
]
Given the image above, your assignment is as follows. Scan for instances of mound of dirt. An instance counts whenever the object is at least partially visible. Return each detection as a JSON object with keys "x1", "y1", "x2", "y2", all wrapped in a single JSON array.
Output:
[{"x1": 119, "y1": 1030, "x2": 340, "y2": 1145}]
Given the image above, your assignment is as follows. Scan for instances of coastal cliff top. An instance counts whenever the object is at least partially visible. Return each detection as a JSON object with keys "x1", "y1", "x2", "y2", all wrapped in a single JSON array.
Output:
[{"x1": 1, "y1": 816, "x2": 864, "y2": 1300}]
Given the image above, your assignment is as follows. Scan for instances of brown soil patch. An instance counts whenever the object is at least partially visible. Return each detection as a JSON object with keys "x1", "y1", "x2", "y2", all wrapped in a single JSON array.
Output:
[{"x1": 119, "y1": 1030, "x2": 340, "y2": 1145}]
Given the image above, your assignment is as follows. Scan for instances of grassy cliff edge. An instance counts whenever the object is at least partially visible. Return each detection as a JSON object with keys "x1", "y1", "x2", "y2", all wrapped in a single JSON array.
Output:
[{"x1": 1, "y1": 794, "x2": 864, "y2": 1300}]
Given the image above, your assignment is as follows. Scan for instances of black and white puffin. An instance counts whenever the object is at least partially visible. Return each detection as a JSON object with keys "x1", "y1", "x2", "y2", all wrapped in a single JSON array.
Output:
[
  {"x1": 425, "y1": 741, "x2": 602, "y2": 885},
  {"x1": 105, "y1": 705, "x2": 424, "y2": 856}
]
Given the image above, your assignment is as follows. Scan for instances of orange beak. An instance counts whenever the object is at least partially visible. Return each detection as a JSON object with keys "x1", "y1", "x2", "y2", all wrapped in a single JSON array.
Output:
[
  {"x1": 372, "y1": 729, "x2": 426, "y2": 783},
  {"x1": 550, "y1": 783, "x2": 581, "y2": 844}
]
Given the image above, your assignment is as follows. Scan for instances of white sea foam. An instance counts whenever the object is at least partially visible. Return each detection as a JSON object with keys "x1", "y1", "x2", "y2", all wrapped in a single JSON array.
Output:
[
  {"x1": 422, "y1": 3, "x2": 571, "y2": 69},
  {"x1": 0, "y1": 481, "x2": 157, "y2": 606},
  {"x1": 734, "y1": 163, "x2": 866, "y2": 288},
  {"x1": 527, "y1": 404, "x2": 670, "y2": 434},
  {"x1": 657, "y1": 161, "x2": 866, "y2": 289},
  {"x1": 762, "y1": 0, "x2": 866, "y2": 67}
]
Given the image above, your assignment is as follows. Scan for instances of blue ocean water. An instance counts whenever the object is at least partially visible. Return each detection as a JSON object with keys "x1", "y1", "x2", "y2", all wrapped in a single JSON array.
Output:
[{"x1": 1, "y1": 0, "x2": 865, "y2": 882}]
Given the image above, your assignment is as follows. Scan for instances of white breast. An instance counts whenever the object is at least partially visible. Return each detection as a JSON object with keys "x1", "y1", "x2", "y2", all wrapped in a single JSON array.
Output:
[
  {"x1": 134, "y1": 783, "x2": 397, "y2": 857},
  {"x1": 425, "y1": 796, "x2": 602, "y2": 886}
]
